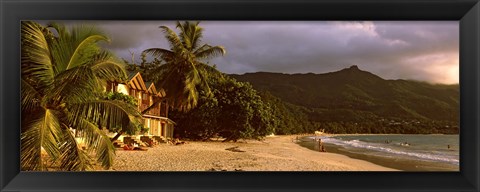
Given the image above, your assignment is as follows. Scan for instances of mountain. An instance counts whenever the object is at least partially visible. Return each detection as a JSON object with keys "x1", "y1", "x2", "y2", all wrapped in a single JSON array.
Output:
[{"x1": 230, "y1": 65, "x2": 459, "y2": 133}]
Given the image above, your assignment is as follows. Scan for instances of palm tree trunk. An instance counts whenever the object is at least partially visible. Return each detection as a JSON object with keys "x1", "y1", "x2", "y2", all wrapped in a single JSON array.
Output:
[{"x1": 111, "y1": 130, "x2": 124, "y2": 141}]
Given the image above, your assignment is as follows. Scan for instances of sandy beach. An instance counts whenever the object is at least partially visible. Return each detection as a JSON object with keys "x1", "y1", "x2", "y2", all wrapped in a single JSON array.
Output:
[{"x1": 108, "y1": 135, "x2": 397, "y2": 171}]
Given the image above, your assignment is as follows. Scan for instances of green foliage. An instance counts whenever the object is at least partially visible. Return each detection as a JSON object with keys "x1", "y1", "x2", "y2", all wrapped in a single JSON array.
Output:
[
  {"x1": 257, "y1": 91, "x2": 313, "y2": 134},
  {"x1": 140, "y1": 125, "x2": 150, "y2": 134},
  {"x1": 170, "y1": 73, "x2": 275, "y2": 141},
  {"x1": 104, "y1": 92, "x2": 138, "y2": 107},
  {"x1": 21, "y1": 21, "x2": 141, "y2": 171},
  {"x1": 231, "y1": 66, "x2": 459, "y2": 134},
  {"x1": 316, "y1": 120, "x2": 459, "y2": 134},
  {"x1": 141, "y1": 21, "x2": 226, "y2": 112},
  {"x1": 213, "y1": 79, "x2": 275, "y2": 141},
  {"x1": 102, "y1": 92, "x2": 149, "y2": 135}
]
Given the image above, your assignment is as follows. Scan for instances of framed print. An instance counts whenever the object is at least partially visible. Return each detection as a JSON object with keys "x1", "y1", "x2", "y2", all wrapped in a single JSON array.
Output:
[{"x1": 1, "y1": 0, "x2": 479, "y2": 191}]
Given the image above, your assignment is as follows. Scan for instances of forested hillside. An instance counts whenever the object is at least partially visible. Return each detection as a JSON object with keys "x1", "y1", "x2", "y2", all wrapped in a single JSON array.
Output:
[{"x1": 230, "y1": 65, "x2": 459, "y2": 134}]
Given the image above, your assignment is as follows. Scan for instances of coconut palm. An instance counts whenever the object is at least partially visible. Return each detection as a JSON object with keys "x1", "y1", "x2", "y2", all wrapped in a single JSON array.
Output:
[
  {"x1": 21, "y1": 21, "x2": 141, "y2": 171},
  {"x1": 142, "y1": 21, "x2": 226, "y2": 112}
]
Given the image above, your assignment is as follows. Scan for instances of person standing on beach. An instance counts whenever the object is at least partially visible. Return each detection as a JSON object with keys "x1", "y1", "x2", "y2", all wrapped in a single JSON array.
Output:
[{"x1": 318, "y1": 139, "x2": 326, "y2": 152}]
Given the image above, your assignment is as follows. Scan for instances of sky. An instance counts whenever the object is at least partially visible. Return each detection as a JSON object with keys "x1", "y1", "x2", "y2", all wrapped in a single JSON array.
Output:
[{"x1": 49, "y1": 21, "x2": 459, "y2": 84}]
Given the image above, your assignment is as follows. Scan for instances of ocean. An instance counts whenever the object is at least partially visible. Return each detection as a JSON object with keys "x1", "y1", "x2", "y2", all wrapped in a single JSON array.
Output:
[{"x1": 298, "y1": 134, "x2": 459, "y2": 171}]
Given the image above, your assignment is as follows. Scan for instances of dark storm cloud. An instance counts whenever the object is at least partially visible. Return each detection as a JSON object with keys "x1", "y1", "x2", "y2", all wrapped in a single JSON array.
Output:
[
  {"x1": 201, "y1": 21, "x2": 458, "y2": 84},
  {"x1": 54, "y1": 20, "x2": 459, "y2": 84},
  {"x1": 94, "y1": 21, "x2": 175, "y2": 60}
]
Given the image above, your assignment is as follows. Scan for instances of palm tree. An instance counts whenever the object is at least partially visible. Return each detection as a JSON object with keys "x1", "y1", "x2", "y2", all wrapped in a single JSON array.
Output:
[
  {"x1": 142, "y1": 21, "x2": 226, "y2": 112},
  {"x1": 21, "y1": 21, "x2": 141, "y2": 171}
]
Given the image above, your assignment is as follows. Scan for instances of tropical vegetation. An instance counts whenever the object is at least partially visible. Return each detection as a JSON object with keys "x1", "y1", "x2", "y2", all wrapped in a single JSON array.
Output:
[
  {"x1": 21, "y1": 21, "x2": 141, "y2": 171},
  {"x1": 20, "y1": 20, "x2": 460, "y2": 171},
  {"x1": 170, "y1": 73, "x2": 276, "y2": 142},
  {"x1": 139, "y1": 21, "x2": 226, "y2": 112},
  {"x1": 231, "y1": 65, "x2": 460, "y2": 134}
]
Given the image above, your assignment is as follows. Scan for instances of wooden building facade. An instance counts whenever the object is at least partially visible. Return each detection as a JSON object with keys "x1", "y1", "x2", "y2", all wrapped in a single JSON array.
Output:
[{"x1": 106, "y1": 72, "x2": 175, "y2": 139}]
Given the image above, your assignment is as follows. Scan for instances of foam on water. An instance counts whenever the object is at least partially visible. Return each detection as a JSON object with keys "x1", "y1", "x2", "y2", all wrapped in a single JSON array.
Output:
[{"x1": 307, "y1": 136, "x2": 459, "y2": 165}]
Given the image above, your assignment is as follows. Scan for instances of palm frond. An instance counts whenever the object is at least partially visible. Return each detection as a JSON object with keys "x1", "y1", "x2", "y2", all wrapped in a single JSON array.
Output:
[
  {"x1": 76, "y1": 119, "x2": 116, "y2": 169},
  {"x1": 94, "y1": 130, "x2": 116, "y2": 169},
  {"x1": 194, "y1": 46, "x2": 226, "y2": 60},
  {"x1": 142, "y1": 63, "x2": 169, "y2": 83},
  {"x1": 190, "y1": 22, "x2": 204, "y2": 50},
  {"x1": 21, "y1": 78, "x2": 42, "y2": 112},
  {"x1": 180, "y1": 61, "x2": 215, "y2": 111},
  {"x1": 181, "y1": 69, "x2": 201, "y2": 112},
  {"x1": 48, "y1": 23, "x2": 109, "y2": 74},
  {"x1": 90, "y1": 51, "x2": 128, "y2": 82},
  {"x1": 45, "y1": 65, "x2": 101, "y2": 106},
  {"x1": 46, "y1": 22, "x2": 67, "y2": 39},
  {"x1": 152, "y1": 63, "x2": 189, "y2": 107},
  {"x1": 66, "y1": 34, "x2": 109, "y2": 70},
  {"x1": 177, "y1": 21, "x2": 203, "y2": 51},
  {"x1": 57, "y1": 127, "x2": 93, "y2": 171},
  {"x1": 153, "y1": 62, "x2": 181, "y2": 88},
  {"x1": 144, "y1": 21, "x2": 226, "y2": 111},
  {"x1": 159, "y1": 26, "x2": 184, "y2": 52},
  {"x1": 21, "y1": 21, "x2": 55, "y2": 90},
  {"x1": 46, "y1": 53, "x2": 125, "y2": 107},
  {"x1": 21, "y1": 109, "x2": 62, "y2": 171},
  {"x1": 59, "y1": 115, "x2": 117, "y2": 170},
  {"x1": 145, "y1": 49, "x2": 174, "y2": 62},
  {"x1": 143, "y1": 48, "x2": 175, "y2": 62},
  {"x1": 20, "y1": 21, "x2": 129, "y2": 171},
  {"x1": 176, "y1": 21, "x2": 189, "y2": 49},
  {"x1": 68, "y1": 100, "x2": 142, "y2": 135},
  {"x1": 195, "y1": 64, "x2": 216, "y2": 96},
  {"x1": 181, "y1": 89, "x2": 198, "y2": 112},
  {"x1": 197, "y1": 62, "x2": 223, "y2": 75},
  {"x1": 192, "y1": 44, "x2": 211, "y2": 55}
]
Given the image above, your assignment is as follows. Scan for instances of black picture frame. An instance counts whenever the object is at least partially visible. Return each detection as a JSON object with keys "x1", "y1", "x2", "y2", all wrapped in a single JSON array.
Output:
[{"x1": 1, "y1": 0, "x2": 479, "y2": 191}]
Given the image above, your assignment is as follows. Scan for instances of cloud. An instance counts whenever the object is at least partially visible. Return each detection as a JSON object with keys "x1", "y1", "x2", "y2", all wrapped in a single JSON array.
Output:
[
  {"x1": 205, "y1": 21, "x2": 458, "y2": 84},
  {"x1": 50, "y1": 20, "x2": 459, "y2": 84}
]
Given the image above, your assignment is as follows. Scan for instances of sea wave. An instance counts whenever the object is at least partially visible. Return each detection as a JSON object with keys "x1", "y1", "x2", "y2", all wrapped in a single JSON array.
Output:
[{"x1": 307, "y1": 136, "x2": 459, "y2": 165}]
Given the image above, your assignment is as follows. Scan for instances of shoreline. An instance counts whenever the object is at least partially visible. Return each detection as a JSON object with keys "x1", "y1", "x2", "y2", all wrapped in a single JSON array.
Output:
[
  {"x1": 298, "y1": 134, "x2": 459, "y2": 171},
  {"x1": 315, "y1": 133, "x2": 459, "y2": 137},
  {"x1": 106, "y1": 135, "x2": 397, "y2": 171}
]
